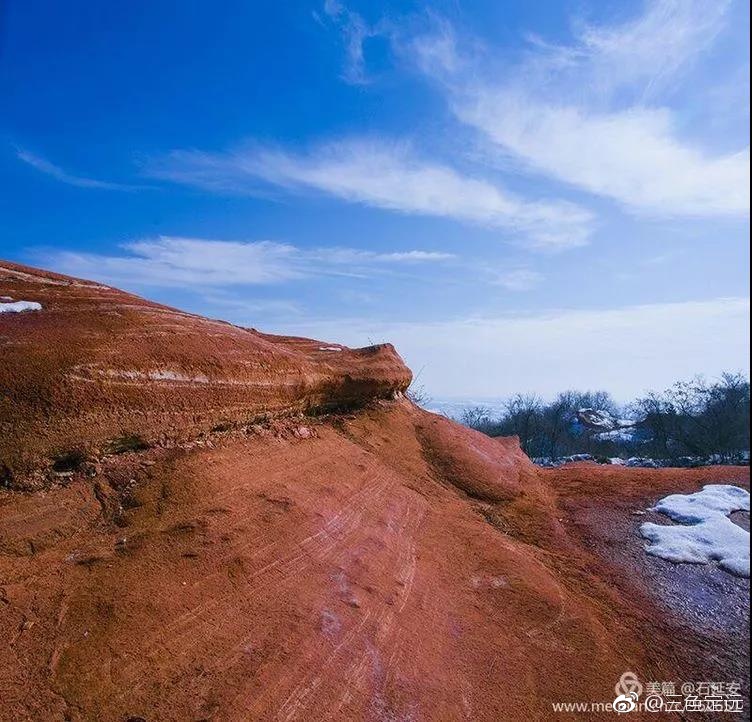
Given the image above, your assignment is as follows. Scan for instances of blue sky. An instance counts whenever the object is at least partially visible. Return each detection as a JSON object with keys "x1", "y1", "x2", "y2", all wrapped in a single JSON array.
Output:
[{"x1": 1, "y1": 0, "x2": 749, "y2": 399}]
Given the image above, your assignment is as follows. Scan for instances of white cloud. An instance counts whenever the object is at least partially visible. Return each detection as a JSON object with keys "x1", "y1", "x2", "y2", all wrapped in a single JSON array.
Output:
[
  {"x1": 416, "y1": 1, "x2": 750, "y2": 217},
  {"x1": 491, "y1": 268, "x2": 544, "y2": 292},
  {"x1": 307, "y1": 247, "x2": 454, "y2": 263},
  {"x1": 270, "y1": 297, "x2": 750, "y2": 399},
  {"x1": 43, "y1": 235, "x2": 455, "y2": 289},
  {"x1": 407, "y1": 15, "x2": 461, "y2": 77},
  {"x1": 16, "y1": 148, "x2": 138, "y2": 191},
  {"x1": 572, "y1": 0, "x2": 729, "y2": 98},
  {"x1": 149, "y1": 139, "x2": 595, "y2": 250},
  {"x1": 319, "y1": 0, "x2": 379, "y2": 85},
  {"x1": 456, "y1": 98, "x2": 750, "y2": 216}
]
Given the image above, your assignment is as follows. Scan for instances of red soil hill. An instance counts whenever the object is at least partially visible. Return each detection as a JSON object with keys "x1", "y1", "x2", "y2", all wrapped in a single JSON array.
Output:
[
  {"x1": 0, "y1": 261, "x2": 410, "y2": 486},
  {"x1": 1, "y1": 262, "x2": 748, "y2": 721}
]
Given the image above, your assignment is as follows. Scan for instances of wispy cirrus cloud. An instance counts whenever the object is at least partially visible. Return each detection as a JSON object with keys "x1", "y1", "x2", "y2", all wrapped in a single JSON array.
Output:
[
  {"x1": 316, "y1": 0, "x2": 382, "y2": 85},
  {"x1": 148, "y1": 138, "x2": 595, "y2": 250},
  {"x1": 42, "y1": 235, "x2": 455, "y2": 289},
  {"x1": 15, "y1": 148, "x2": 139, "y2": 191},
  {"x1": 410, "y1": 0, "x2": 750, "y2": 217},
  {"x1": 455, "y1": 99, "x2": 749, "y2": 216},
  {"x1": 567, "y1": 0, "x2": 729, "y2": 99}
]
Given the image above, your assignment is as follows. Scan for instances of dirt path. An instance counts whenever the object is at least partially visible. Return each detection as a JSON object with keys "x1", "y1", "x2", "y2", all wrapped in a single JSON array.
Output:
[{"x1": 544, "y1": 463, "x2": 750, "y2": 718}]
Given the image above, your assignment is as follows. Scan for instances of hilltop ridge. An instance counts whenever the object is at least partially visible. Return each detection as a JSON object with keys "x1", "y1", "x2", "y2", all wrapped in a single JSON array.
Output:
[{"x1": 0, "y1": 261, "x2": 410, "y2": 487}]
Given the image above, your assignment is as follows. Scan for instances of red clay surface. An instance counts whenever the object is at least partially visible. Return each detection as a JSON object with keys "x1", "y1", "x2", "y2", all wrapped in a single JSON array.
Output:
[
  {"x1": 0, "y1": 261, "x2": 410, "y2": 486},
  {"x1": 1, "y1": 263, "x2": 749, "y2": 721}
]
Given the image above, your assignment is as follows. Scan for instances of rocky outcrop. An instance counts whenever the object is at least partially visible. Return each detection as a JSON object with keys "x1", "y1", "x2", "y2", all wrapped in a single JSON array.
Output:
[{"x1": 0, "y1": 261, "x2": 411, "y2": 484}]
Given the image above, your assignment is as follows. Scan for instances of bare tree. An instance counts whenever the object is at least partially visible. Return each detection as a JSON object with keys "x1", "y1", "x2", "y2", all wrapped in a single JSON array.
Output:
[
  {"x1": 628, "y1": 372, "x2": 749, "y2": 460},
  {"x1": 499, "y1": 393, "x2": 543, "y2": 456},
  {"x1": 406, "y1": 367, "x2": 433, "y2": 408},
  {"x1": 460, "y1": 406, "x2": 495, "y2": 433},
  {"x1": 455, "y1": 373, "x2": 749, "y2": 464},
  {"x1": 406, "y1": 383, "x2": 432, "y2": 407}
]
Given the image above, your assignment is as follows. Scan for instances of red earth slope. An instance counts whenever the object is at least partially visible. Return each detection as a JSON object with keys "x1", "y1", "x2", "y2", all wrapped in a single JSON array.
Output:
[
  {"x1": 0, "y1": 261, "x2": 410, "y2": 486},
  {"x1": 1, "y1": 262, "x2": 748, "y2": 721}
]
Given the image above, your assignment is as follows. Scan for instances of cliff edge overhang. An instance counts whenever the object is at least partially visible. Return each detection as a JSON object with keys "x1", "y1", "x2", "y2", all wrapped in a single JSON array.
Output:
[{"x1": 0, "y1": 261, "x2": 412, "y2": 483}]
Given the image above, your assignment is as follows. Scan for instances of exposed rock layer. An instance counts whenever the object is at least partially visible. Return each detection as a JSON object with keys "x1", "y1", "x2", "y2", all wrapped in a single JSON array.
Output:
[{"x1": 0, "y1": 261, "x2": 411, "y2": 484}]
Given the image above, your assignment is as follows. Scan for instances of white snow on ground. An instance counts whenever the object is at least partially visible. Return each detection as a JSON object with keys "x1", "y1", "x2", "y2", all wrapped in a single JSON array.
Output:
[
  {"x1": 626, "y1": 457, "x2": 659, "y2": 468},
  {"x1": 577, "y1": 408, "x2": 638, "y2": 431},
  {"x1": 318, "y1": 346, "x2": 343, "y2": 352},
  {"x1": 0, "y1": 300, "x2": 42, "y2": 313},
  {"x1": 578, "y1": 408, "x2": 614, "y2": 429},
  {"x1": 594, "y1": 428, "x2": 637, "y2": 443},
  {"x1": 640, "y1": 485, "x2": 750, "y2": 577}
]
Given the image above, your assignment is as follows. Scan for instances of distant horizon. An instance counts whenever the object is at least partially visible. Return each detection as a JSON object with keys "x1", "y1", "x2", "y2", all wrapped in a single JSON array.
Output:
[
  {"x1": 421, "y1": 373, "x2": 750, "y2": 411},
  {"x1": 2, "y1": 0, "x2": 749, "y2": 397}
]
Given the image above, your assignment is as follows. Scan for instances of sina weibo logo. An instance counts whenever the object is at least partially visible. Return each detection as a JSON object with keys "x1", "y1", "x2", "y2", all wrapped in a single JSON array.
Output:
[{"x1": 613, "y1": 672, "x2": 643, "y2": 714}]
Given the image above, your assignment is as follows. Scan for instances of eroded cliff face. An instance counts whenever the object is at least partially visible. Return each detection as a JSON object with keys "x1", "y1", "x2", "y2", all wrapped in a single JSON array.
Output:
[
  {"x1": 0, "y1": 261, "x2": 411, "y2": 486},
  {"x1": 1, "y1": 263, "x2": 747, "y2": 721}
]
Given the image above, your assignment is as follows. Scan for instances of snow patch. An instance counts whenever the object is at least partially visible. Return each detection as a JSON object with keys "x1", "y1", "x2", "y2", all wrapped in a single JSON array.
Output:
[
  {"x1": 640, "y1": 485, "x2": 750, "y2": 577},
  {"x1": 594, "y1": 428, "x2": 637, "y2": 443},
  {"x1": 626, "y1": 457, "x2": 659, "y2": 468},
  {"x1": 0, "y1": 300, "x2": 42, "y2": 313},
  {"x1": 577, "y1": 408, "x2": 637, "y2": 431},
  {"x1": 318, "y1": 346, "x2": 343, "y2": 352}
]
